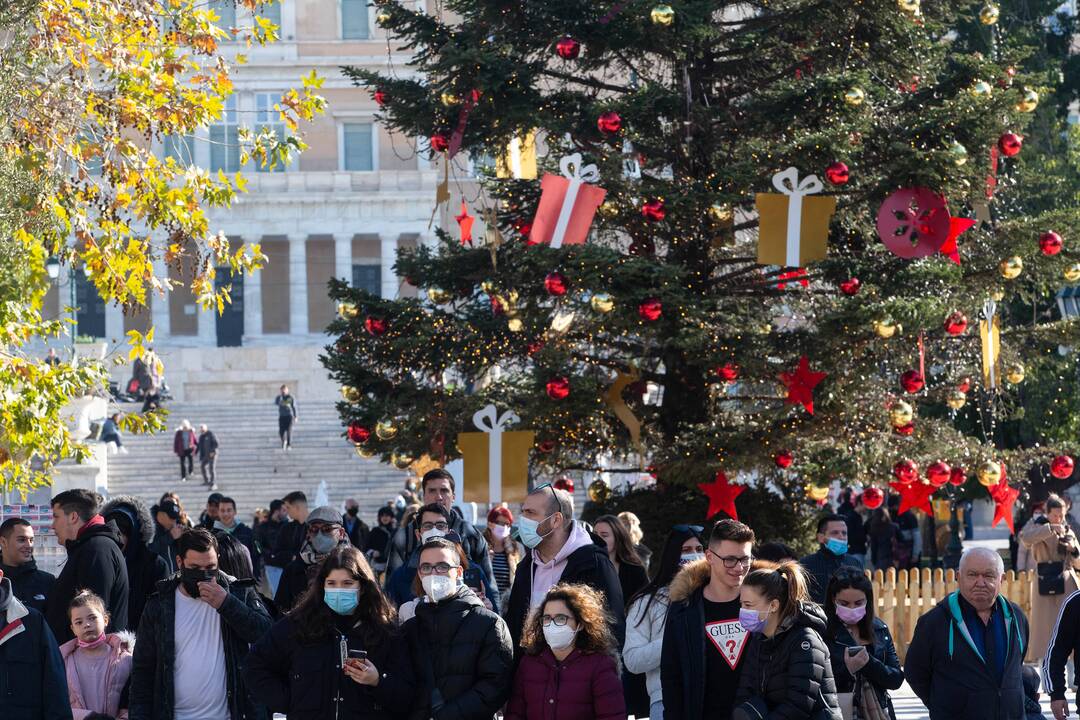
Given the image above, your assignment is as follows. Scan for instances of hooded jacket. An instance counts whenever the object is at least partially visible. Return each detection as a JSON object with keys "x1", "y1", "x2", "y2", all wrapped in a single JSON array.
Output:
[
  {"x1": 60, "y1": 631, "x2": 134, "y2": 720},
  {"x1": 1, "y1": 558, "x2": 55, "y2": 614},
  {"x1": 734, "y1": 602, "x2": 843, "y2": 720},
  {"x1": 102, "y1": 496, "x2": 171, "y2": 631},
  {"x1": 0, "y1": 576, "x2": 72, "y2": 720},
  {"x1": 45, "y1": 519, "x2": 130, "y2": 644}
]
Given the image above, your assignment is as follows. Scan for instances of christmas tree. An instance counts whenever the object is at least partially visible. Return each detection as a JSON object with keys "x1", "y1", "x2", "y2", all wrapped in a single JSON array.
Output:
[{"x1": 323, "y1": 0, "x2": 1080, "y2": 534}]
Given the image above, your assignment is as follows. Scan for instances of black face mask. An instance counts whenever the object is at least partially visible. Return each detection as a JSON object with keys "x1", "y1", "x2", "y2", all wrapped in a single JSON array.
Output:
[
  {"x1": 180, "y1": 567, "x2": 216, "y2": 598},
  {"x1": 346, "y1": 507, "x2": 359, "y2": 517}
]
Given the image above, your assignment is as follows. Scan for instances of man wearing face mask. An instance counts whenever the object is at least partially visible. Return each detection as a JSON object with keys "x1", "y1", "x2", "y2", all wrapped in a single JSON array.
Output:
[
  {"x1": 130, "y1": 527, "x2": 271, "y2": 720},
  {"x1": 342, "y1": 497, "x2": 370, "y2": 549},
  {"x1": 505, "y1": 483, "x2": 625, "y2": 656},
  {"x1": 273, "y1": 505, "x2": 351, "y2": 613},
  {"x1": 800, "y1": 514, "x2": 862, "y2": 604}
]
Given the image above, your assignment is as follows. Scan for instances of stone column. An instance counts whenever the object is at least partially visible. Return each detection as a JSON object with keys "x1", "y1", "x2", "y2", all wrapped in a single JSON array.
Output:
[
  {"x1": 243, "y1": 238, "x2": 263, "y2": 341},
  {"x1": 288, "y1": 234, "x2": 309, "y2": 335},
  {"x1": 150, "y1": 255, "x2": 171, "y2": 339},
  {"x1": 334, "y1": 233, "x2": 353, "y2": 285},
  {"x1": 380, "y1": 234, "x2": 398, "y2": 299}
]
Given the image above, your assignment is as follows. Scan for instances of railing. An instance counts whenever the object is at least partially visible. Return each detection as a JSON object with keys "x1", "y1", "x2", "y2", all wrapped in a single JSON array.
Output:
[{"x1": 867, "y1": 567, "x2": 1034, "y2": 662}]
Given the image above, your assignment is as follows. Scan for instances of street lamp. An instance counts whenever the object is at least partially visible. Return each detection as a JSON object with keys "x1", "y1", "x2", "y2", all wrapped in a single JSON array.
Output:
[
  {"x1": 45, "y1": 256, "x2": 77, "y2": 351},
  {"x1": 45, "y1": 256, "x2": 60, "y2": 280}
]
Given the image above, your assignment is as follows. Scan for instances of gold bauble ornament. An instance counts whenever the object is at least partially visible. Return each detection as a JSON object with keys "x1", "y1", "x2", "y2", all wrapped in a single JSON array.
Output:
[
  {"x1": 597, "y1": 200, "x2": 619, "y2": 219},
  {"x1": 588, "y1": 479, "x2": 612, "y2": 503},
  {"x1": 340, "y1": 385, "x2": 361, "y2": 403},
  {"x1": 1005, "y1": 362, "x2": 1025, "y2": 384},
  {"x1": 806, "y1": 485, "x2": 831, "y2": 502},
  {"x1": 970, "y1": 80, "x2": 993, "y2": 97},
  {"x1": 391, "y1": 452, "x2": 414, "y2": 470},
  {"x1": 979, "y1": 2, "x2": 1000, "y2": 24},
  {"x1": 439, "y1": 91, "x2": 460, "y2": 107},
  {"x1": 948, "y1": 141, "x2": 968, "y2": 166},
  {"x1": 507, "y1": 318, "x2": 524, "y2": 333},
  {"x1": 650, "y1": 4, "x2": 675, "y2": 25},
  {"x1": 708, "y1": 204, "x2": 733, "y2": 223},
  {"x1": 337, "y1": 301, "x2": 359, "y2": 319},
  {"x1": 1016, "y1": 88, "x2": 1039, "y2": 113},
  {"x1": 844, "y1": 87, "x2": 865, "y2": 106},
  {"x1": 354, "y1": 445, "x2": 377, "y2": 459},
  {"x1": 874, "y1": 318, "x2": 899, "y2": 339},
  {"x1": 1000, "y1": 255, "x2": 1023, "y2": 280},
  {"x1": 897, "y1": 0, "x2": 920, "y2": 15},
  {"x1": 375, "y1": 419, "x2": 398, "y2": 440},
  {"x1": 978, "y1": 460, "x2": 1002, "y2": 487},
  {"x1": 590, "y1": 293, "x2": 615, "y2": 313},
  {"x1": 890, "y1": 400, "x2": 914, "y2": 427},
  {"x1": 1065, "y1": 263, "x2": 1080, "y2": 283},
  {"x1": 946, "y1": 389, "x2": 967, "y2": 410},
  {"x1": 375, "y1": 9, "x2": 392, "y2": 25},
  {"x1": 427, "y1": 287, "x2": 452, "y2": 304},
  {"x1": 990, "y1": 287, "x2": 1006, "y2": 301}
]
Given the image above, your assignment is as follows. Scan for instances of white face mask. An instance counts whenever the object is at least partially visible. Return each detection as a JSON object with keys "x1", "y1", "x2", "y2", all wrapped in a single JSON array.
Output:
[
  {"x1": 679, "y1": 552, "x2": 705, "y2": 566},
  {"x1": 420, "y1": 528, "x2": 445, "y2": 544},
  {"x1": 542, "y1": 624, "x2": 577, "y2": 650},
  {"x1": 422, "y1": 574, "x2": 456, "y2": 602},
  {"x1": 490, "y1": 524, "x2": 510, "y2": 540}
]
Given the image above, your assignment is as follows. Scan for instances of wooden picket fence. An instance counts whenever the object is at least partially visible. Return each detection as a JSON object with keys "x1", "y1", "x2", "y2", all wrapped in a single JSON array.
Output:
[{"x1": 867, "y1": 567, "x2": 1034, "y2": 662}]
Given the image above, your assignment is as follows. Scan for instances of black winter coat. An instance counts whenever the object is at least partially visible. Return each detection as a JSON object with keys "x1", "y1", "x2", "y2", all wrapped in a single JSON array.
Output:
[
  {"x1": 254, "y1": 518, "x2": 285, "y2": 565},
  {"x1": 735, "y1": 603, "x2": 843, "y2": 720},
  {"x1": 0, "y1": 580, "x2": 72, "y2": 720},
  {"x1": 129, "y1": 573, "x2": 272, "y2": 720},
  {"x1": 122, "y1": 539, "x2": 170, "y2": 632},
  {"x1": 343, "y1": 514, "x2": 370, "y2": 550},
  {"x1": 44, "y1": 520, "x2": 130, "y2": 643},
  {"x1": 244, "y1": 614, "x2": 416, "y2": 719},
  {"x1": 269, "y1": 519, "x2": 307, "y2": 568},
  {"x1": 387, "y1": 507, "x2": 494, "y2": 592},
  {"x1": 826, "y1": 617, "x2": 904, "y2": 720},
  {"x1": 227, "y1": 522, "x2": 260, "y2": 577},
  {"x1": 403, "y1": 587, "x2": 514, "y2": 720},
  {"x1": 147, "y1": 528, "x2": 177, "y2": 573},
  {"x1": 799, "y1": 548, "x2": 863, "y2": 604},
  {"x1": 1, "y1": 560, "x2": 55, "y2": 614}
]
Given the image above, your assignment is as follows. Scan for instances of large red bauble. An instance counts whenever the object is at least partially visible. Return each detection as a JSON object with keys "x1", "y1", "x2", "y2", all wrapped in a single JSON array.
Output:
[
  {"x1": 347, "y1": 423, "x2": 371, "y2": 444},
  {"x1": 597, "y1": 111, "x2": 622, "y2": 135},
  {"x1": 949, "y1": 466, "x2": 967, "y2": 486},
  {"x1": 364, "y1": 316, "x2": 388, "y2": 336},
  {"x1": 862, "y1": 487, "x2": 885, "y2": 510},
  {"x1": 1051, "y1": 455, "x2": 1075, "y2": 480},
  {"x1": 638, "y1": 297, "x2": 663, "y2": 321},
  {"x1": 544, "y1": 272, "x2": 568, "y2": 296},
  {"x1": 429, "y1": 134, "x2": 449, "y2": 152},
  {"x1": 894, "y1": 422, "x2": 915, "y2": 436},
  {"x1": 958, "y1": 377, "x2": 971, "y2": 393},
  {"x1": 373, "y1": 89, "x2": 388, "y2": 106},
  {"x1": 641, "y1": 199, "x2": 666, "y2": 222},
  {"x1": 537, "y1": 439, "x2": 556, "y2": 453},
  {"x1": 926, "y1": 460, "x2": 952, "y2": 487},
  {"x1": 774, "y1": 450, "x2": 794, "y2": 469},
  {"x1": 998, "y1": 132, "x2": 1023, "y2": 157},
  {"x1": 893, "y1": 459, "x2": 919, "y2": 485},
  {"x1": 553, "y1": 476, "x2": 575, "y2": 493},
  {"x1": 718, "y1": 362, "x2": 740, "y2": 382},
  {"x1": 825, "y1": 161, "x2": 850, "y2": 186},
  {"x1": 900, "y1": 370, "x2": 925, "y2": 394},
  {"x1": 839, "y1": 277, "x2": 861, "y2": 296},
  {"x1": 1040, "y1": 231, "x2": 1064, "y2": 256},
  {"x1": 944, "y1": 311, "x2": 968, "y2": 336},
  {"x1": 555, "y1": 36, "x2": 580, "y2": 59},
  {"x1": 546, "y1": 377, "x2": 571, "y2": 400}
]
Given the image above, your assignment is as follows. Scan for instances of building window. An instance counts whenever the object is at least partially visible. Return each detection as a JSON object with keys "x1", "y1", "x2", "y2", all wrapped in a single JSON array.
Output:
[
  {"x1": 341, "y1": 0, "x2": 370, "y2": 39},
  {"x1": 210, "y1": 96, "x2": 240, "y2": 173},
  {"x1": 255, "y1": 93, "x2": 287, "y2": 173},
  {"x1": 164, "y1": 134, "x2": 195, "y2": 166},
  {"x1": 209, "y1": 0, "x2": 237, "y2": 32},
  {"x1": 352, "y1": 264, "x2": 381, "y2": 296},
  {"x1": 343, "y1": 123, "x2": 374, "y2": 171}
]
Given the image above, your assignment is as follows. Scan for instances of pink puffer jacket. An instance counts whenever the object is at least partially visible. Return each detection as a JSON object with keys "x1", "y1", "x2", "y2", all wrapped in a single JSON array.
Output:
[{"x1": 60, "y1": 632, "x2": 134, "y2": 720}]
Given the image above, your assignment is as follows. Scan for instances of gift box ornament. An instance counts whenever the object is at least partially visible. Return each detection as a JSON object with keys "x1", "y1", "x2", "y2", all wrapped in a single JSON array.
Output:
[
  {"x1": 458, "y1": 404, "x2": 535, "y2": 504},
  {"x1": 756, "y1": 167, "x2": 836, "y2": 267},
  {"x1": 530, "y1": 154, "x2": 607, "y2": 249},
  {"x1": 496, "y1": 131, "x2": 538, "y2": 180}
]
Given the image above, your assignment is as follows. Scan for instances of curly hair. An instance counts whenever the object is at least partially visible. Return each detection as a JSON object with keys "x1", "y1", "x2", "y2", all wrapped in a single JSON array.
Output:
[{"x1": 521, "y1": 583, "x2": 616, "y2": 657}]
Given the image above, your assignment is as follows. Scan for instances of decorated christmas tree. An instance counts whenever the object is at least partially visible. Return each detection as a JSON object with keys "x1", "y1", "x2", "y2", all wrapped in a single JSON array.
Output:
[{"x1": 323, "y1": 0, "x2": 1080, "y2": 538}]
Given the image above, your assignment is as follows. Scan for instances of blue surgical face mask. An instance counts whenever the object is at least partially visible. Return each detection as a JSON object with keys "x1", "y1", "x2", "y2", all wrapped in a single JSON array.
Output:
[
  {"x1": 324, "y1": 588, "x2": 359, "y2": 615},
  {"x1": 825, "y1": 538, "x2": 849, "y2": 556},
  {"x1": 512, "y1": 514, "x2": 554, "y2": 549},
  {"x1": 679, "y1": 552, "x2": 705, "y2": 566},
  {"x1": 739, "y1": 606, "x2": 770, "y2": 634}
]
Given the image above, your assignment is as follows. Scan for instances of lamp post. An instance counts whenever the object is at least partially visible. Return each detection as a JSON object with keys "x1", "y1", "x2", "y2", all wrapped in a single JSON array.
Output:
[{"x1": 45, "y1": 257, "x2": 77, "y2": 352}]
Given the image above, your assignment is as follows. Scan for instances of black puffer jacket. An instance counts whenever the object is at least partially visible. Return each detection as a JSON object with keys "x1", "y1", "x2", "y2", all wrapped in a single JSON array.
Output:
[
  {"x1": 44, "y1": 519, "x2": 130, "y2": 643},
  {"x1": 826, "y1": 618, "x2": 904, "y2": 720},
  {"x1": 0, "y1": 560, "x2": 55, "y2": 614},
  {"x1": 102, "y1": 495, "x2": 171, "y2": 631},
  {"x1": 735, "y1": 603, "x2": 843, "y2": 720},
  {"x1": 403, "y1": 587, "x2": 514, "y2": 720}
]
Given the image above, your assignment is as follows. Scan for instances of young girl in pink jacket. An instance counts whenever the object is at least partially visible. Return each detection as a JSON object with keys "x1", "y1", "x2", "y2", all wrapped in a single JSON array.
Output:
[{"x1": 60, "y1": 589, "x2": 133, "y2": 720}]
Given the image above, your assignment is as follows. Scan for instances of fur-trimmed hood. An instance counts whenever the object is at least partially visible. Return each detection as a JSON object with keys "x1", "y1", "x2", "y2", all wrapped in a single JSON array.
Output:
[
  {"x1": 669, "y1": 558, "x2": 711, "y2": 603},
  {"x1": 101, "y1": 494, "x2": 155, "y2": 545}
]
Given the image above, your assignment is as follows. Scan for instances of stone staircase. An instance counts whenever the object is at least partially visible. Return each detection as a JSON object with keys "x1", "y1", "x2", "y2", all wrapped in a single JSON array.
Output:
[{"x1": 103, "y1": 400, "x2": 408, "y2": 524}]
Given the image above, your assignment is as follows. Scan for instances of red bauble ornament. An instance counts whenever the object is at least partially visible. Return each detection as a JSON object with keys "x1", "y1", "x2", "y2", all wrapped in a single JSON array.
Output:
[
  {"x1": 926, "y1": 460, "x2": 952, "y2": 487},
  {"x1": 839, "y1": 277, "x2": 861, "y2": 296},
  {"x1": 1051, "y1": 455, "x2": 1075, "y2": 480},
  {"x1": 825, "y1": 161, "x2": 850, "y2": 185},
  {"x1": 944, "y1": 311, "x2": 968, "y2": 336},
  {"x1": 998, "y1": 132, "x2": 1023, "y2": 157},
  {"x1": 949, "y1": 467, "x2": 967, "y2": 486},
  {"x1": 774, "y1": 450, "x2": 794, "y2": 469},
  {"x1": 364, "y1": 317, "x2": 388, "y2": 336},
  {"x1": 537, "y1": 439, "x2": 556, "y2": 453},
  {"x1": 544, "y1": 272, "x2": 568, "y2": 296},
  {"x1": 597, "y1": 111, "x2": 622, "y2": 135},
  {"x1": 718, "y1": 362, "x2": 740, "y2": 382},
  {"x1": 373, "y1": 89, "x2": 388, "y2": 106},
  {"x1": 900, "y1": 370, "x2": 925, "y2": 394},
  {"x1": 490, "y1": 296, "x2": 506, "y2": 315},
  {"x1": 553, "y1": 476, "x2": 575, "y2": 493},
  {"x1": 862, "y1": 487, "x2": 885, "y2": 510},
  {"x1": 546, "y1": 377, "x2": 570, "y2": 400},
  {"x1": 1040, "y1": 231, "x2": 1064, "y2": 256},
  {"x1": 894, "y1": 422, "x2": 915, "y2": 436},
  {"x1": 555, "y1": 36, "x2": 580, "y2": 59},
  {"x1": 429, "y1": 134, "x2": 449, "y2": 152},
  {"x1": 347, "y1": 423, "x2": 371, "y2": 444},
  {"x1": 893, "y1": 459, "x2": 919, "y2": 485},
  {"x1": 641, "y1": 199, "x2": 666, "y2": 222},
  {"x1": 958, "y1": 377, "x2": 972, "y2": 393},
  {"x1": 638, "y1": 297, "x2": 663, "y2": 321},
  {"x1": 526, "y1": 340, "x2": 545, "y2": 355}
]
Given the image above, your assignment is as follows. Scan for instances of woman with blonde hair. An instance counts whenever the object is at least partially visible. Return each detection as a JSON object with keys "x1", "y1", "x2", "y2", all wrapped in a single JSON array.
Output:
[{"x1": 618, "y1": 511, "x2": 653, "y2": 570}]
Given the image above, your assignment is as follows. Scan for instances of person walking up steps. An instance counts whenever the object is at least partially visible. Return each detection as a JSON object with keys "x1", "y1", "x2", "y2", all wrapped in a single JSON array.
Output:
[{"x1": 275, "y1": 384, "x2": 298, "y2": 450}]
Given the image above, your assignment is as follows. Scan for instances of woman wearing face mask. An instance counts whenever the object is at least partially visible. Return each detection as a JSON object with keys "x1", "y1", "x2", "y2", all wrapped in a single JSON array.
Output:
[
  {"x1": 484, "y1": 506, "x2": 521, "y2": 611},
  {"x1": 623, "y1": 525, "x2": 704, "y2": 720},
  {"x1": 733, "y1": 561, "x2": 842, "y2": 720},
  {"x1": 593, "y1": 515, "x2": 649, "y2": 612},
  {"x1": 61, "y1": 589, "x2": 134, "y2": 719},
  {"x1": 824, "y1": 568, "x2": 903, "y2": 720},
  {"x1": 244, "y1": 546, "x2": 415, "y2": 719},
  {"x1": 403, "y1": 536, "x2": 514, "y2": 719},
  {"x1": 505, "y1": 583, "x2": 625, "y2": 720}
]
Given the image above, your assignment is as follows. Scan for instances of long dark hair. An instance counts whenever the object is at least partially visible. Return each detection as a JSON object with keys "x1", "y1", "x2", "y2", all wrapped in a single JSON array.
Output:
[
  {"x1": 824, "y1": 566, "x2": 875, "y2": 641},
  {"x1": 213, "y1": 532, "x2": 253, "y2": 580},
  {"x1": 629, "y1": 526, "x2": 702, "y2": 625},
  {"x1": 289, "y1": 546, "x2": 397, "y2": 649},
  {"x1": 595, "y1": 514, "x2": 643, "y2": 567}
]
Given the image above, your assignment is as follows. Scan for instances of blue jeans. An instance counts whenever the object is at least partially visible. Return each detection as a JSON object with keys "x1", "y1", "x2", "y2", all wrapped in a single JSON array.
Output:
[{"x1": 649, "y1": 700, "x2": 663, "y2": 720}]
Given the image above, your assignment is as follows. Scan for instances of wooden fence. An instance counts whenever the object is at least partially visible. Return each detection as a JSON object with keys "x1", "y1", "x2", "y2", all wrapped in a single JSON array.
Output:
[{"x1": 867, "y1": 567, "x2": 1034, "y2": 662}]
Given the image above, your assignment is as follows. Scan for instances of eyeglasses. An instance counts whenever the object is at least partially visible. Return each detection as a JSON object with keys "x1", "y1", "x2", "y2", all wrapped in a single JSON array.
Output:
[
  {"x1": 708, "y1": 549, "x2": 753, "y2": 568},
  {"x1": 533, "y1": 482, "x2": 559, "y2": 504},
  {"x1": 673, "y1": 524, "x2": 704, "y2": 534},
  {"x1": 418, "y1": 562, "x2": 460, "y2": 576},
  {"x1": 420, "y1": 521, "x2": 449, "y2": 532},
  {"x1": 541, "y1": 613, "x2": 573, "y2": 627}
]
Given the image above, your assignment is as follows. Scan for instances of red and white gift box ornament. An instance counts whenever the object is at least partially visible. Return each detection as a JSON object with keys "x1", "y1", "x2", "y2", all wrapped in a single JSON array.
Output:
[{"x1": 530, "y1": 153, "x2": 607, "y2": 248}]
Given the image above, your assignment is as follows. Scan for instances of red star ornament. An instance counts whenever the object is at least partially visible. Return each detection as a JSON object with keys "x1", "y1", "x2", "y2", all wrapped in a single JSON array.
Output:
[
  {"x1": 889, "y1": 480, "x2": 936, "y2": 516},
  {"x1": 939, "y1": 217, "x2": 976, "y2": 264},
  {"x1": 779, "y1": 356, "x2": 827, "y2": 415},
  {"x1": 698, "y1": 471, "x2": 745, "y2": 521},
  {"x1": 456, "y1": 202, "x2": 475, "y2": 246},
  {"x1": 988, "y1": 480, "x2": 1020, "y2": 533}
]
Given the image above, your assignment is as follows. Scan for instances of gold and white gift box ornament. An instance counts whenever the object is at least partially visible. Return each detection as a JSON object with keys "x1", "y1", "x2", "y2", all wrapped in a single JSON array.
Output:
[
  {"x1": 458, "y1": 404, "x2": 535, "y2": 505},
  {"x1": 755, "y1": 167, "x2": 837, "y2": 268}
]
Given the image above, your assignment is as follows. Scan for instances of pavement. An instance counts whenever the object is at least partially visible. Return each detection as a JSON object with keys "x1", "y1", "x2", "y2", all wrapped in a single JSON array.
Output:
[{"x1": 891, "y1": 681, "x2": 1055, "y2": 719}]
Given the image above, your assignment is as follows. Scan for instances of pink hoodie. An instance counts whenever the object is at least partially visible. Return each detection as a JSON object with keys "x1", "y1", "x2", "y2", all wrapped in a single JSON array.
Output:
[
  {"x1": 530, "y1": 521, "x2": 597, "y2": 608},
  {"x1": 60, "y1": 632, "x2": 133, "y2": 720}
]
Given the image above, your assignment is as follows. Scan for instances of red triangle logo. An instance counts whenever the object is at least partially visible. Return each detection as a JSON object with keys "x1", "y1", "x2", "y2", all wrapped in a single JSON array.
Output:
[{"x1": 705, "y1": 619, "x2": 749, "y2": 670}]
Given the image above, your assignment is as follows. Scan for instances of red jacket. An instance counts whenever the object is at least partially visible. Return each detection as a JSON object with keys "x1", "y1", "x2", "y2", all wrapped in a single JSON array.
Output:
[
  {"x1": 173, "y1": 428, "x2": 196, "y2": 455},
  {"x1": 505, "y1": 647, "x2": 625, "y2": 720}
]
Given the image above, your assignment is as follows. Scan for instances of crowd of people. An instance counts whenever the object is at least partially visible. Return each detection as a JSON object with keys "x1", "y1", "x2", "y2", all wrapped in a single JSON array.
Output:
[{"x1": 4, "y1": 475, "x2": 1080, "y2": 720}]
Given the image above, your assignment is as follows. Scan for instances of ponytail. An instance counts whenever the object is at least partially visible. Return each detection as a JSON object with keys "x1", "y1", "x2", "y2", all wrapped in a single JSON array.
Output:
[{"x1": 743, "y1": 560, "x2": 811, "y2": 622}]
